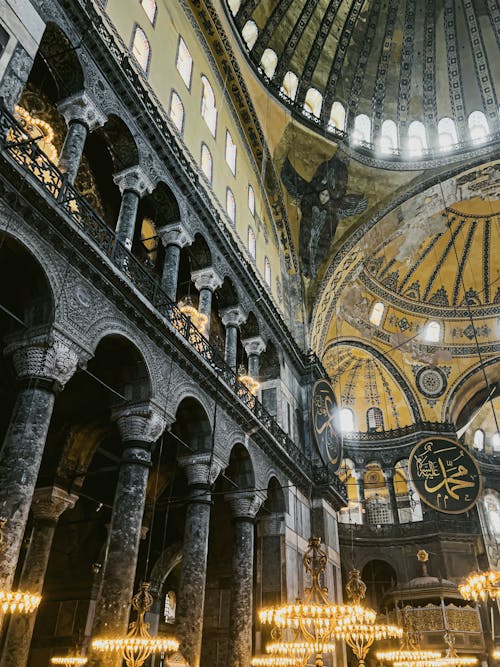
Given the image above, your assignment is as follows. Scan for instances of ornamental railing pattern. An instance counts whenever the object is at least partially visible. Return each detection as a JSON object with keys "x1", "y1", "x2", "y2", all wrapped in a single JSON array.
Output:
[
  {"x1": 0, "y1": 103, "x2": 346, "y2": 502},
  {"x1": 338, "y1": 515, "x2": 481, "y2": 538}
]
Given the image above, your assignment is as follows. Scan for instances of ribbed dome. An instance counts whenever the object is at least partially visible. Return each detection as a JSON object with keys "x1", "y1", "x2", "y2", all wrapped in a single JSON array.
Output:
[{"x1": 226, "y1": 0, "x2": 500, "y2": 158}]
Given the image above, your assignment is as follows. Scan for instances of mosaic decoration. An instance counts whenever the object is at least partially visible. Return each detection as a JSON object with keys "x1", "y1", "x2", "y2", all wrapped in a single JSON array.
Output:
[
  {"x1": 311, "y1": 379, "x2": 342, "y2": 471},
  {"x1": 409, "y1": 437, "x2": 481, "y2": 514},
  {"x1": 415, "y1": 366, "x2": 448, "y2": 399}
]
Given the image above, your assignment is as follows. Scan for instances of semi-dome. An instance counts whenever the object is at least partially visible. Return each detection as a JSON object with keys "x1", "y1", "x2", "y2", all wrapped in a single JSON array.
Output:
[{"x1": 225, "y1": 0, "x2": 500, "y2": 161}]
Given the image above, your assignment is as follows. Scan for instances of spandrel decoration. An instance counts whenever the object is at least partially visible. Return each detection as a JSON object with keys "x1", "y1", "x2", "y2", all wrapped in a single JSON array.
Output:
[
  {"x1": 409, "y1": 437, "x2": 481, "y2": 514},
  {"x1": 311, "y1": 379, "x2": 342, "y2": 472}
]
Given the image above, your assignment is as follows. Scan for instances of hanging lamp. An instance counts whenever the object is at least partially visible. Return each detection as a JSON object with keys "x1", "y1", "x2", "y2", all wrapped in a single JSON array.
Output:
[
  {"x1": 459, "y1": 570, "x2": 500, "y2": 602},
  {"x1": 177, "y1": 296, "x2": 208, "y2": 335},
  {"x1": 0, "y1": 519, "x2": 41, "y2": 615}
]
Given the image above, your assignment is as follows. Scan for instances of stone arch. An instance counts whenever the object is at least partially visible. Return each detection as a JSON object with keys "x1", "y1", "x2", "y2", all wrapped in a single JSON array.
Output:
[
  {"x1": 241, "y1": 311, "x2": 260, "y2": 339},
  {"x1": 150, "y1": 542, "x2": 183, "y2": 598},
  {"x1": 189, "y1": 233, "x2": 212, "y2": 271},
  {"x1": 225, "y1": 442, "x2": 256, "y2": 490},
  {"x1": 168, "y1": 381, "x2": 215, "y2": 429},
  {"x1": 172, "y1": 396, "x2": 213, "y2": 453},
  {"x1": 360, "y1": 558, "x2": 397, "y2": 610},
  {"x1": 95, "y1": 114, "x2": 140, "y2": 172},
  {"x1": 216, "y1": 276, "x2": 241, "y2": 309},
  {"x1": 442, "y1": 357, "x2": 500, "y2": 425}
]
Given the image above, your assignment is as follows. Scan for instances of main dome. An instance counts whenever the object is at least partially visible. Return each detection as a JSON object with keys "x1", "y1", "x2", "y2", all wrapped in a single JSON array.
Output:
[{"x1": 225, "y1": 0, "x2": 500, "y2": 160}]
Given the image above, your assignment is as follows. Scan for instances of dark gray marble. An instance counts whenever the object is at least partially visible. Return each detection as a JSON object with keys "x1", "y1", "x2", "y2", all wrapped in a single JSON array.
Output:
[
  {"x1": 247, "y1": 353, "x2": 259, "y2": 378},
  {"x1": 58, "y1": 120, "x2": 88, "y2": 185},
  {"x1": 225, "y1": 324, "x2": 238, "y2": 370},
  {"x1": 198, "y1": 287, "x2": 213, "y2": 334},
  {"x1": 229, "y1": 519, "x2": 255, "y2": 667},
  {"x1": 161, "y1": 243, "x2": 181, "y2": 301},
  {"x1": 115, "y1": 190, "x2": 140, "y2": 249}
]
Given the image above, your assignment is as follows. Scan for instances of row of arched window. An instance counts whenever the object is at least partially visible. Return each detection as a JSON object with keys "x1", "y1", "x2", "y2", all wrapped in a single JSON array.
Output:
[
  {"x1": 368, "y1": 301, "x2": 442, "y2": 342},
  {"x1": 338, "y1": 407, "x2": 384, "y2": 433},
  {"x1": 473, "y1": 429, "x2": 500, "y2": 452}
]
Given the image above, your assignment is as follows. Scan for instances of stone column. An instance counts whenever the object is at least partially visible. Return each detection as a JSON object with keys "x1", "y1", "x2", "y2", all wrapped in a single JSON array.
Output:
[
  {"x1": 0, "y1": 487, "x2": 78, "y2": 667},
  {"x1": 356, "y1": 469, "x2": 366, "y2": 524},
  {"x1": 191, "y1": 267, "x2": 223, "y2": 338},
  {"x1": 242, "y1": 336, "x2": 266, "y2": 379},
  {"x1": 226, "y1": 492, "x2": 264, "y2": 667},
  {"x1": 57, "y1": 92, "x2": 106, "y2": 184},
  {"x1": 0, "y1": 332, "x2": 80, "y2": 591},
  {"x1": 385, "y1": 470, "x2": 400, "y2": 525},
  {"x1": 221, "y1": 306, "x2": 247, "y2": 371},
  {"x1": 88, "y1": 402, "x2": 168, "y2": 667},
  {"x1": 113, "y1": 166, "x2": 153, "y2": 250},
  {"x1": 157, "y1": 222, "x2": 193, "y2": 302},
  {"x1": 175, "y1": 453, "x2": 223, "y2": 667}
]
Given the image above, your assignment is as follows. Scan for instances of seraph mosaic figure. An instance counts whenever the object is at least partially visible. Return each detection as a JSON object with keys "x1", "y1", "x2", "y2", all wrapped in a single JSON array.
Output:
[{"x1": 281, "y1": 154, "x2": 367, "y2": 277}]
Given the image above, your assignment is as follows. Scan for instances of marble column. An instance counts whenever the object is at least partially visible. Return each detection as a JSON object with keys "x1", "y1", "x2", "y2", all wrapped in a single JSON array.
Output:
[
  {"x1": 113, "y1": 166, "x2": 153, "y2": 250},
  {"x1": 57, "y1": 92, "x2": 106, "y2": 184},
  {"x1": 242, "y1": 336, "x2": 266, "y2": 379},
  {"x1": 221, "y1": 306, "x2": 247, "y2": 371},
  {"x1": 191, "y1": 267, "x2": 223, "y2": 338},
  {"x1": 385, "y1": 470, "x2": 400, "y2": 525},
  {"x1": 0, "y1": 333, "x2": 80, "y2": 590},
  {"x1": 157, "y1": 222, "x2": 193, "y2": 302},
  {"x1": 357, "y1": 470, "x2": 366, "y2": 524},
  {"x1": 175, "y1": 453, "x2": 223, "y2": 667},
  {"x1": 88, "y1": 403, "x2": 168, "y2": 667},
  {"x1": 0, "y1": 487, "x2": 78, "y2": 667},
  {"x1": 226, "y1": 492, "x2": 264, "y2": 667}
]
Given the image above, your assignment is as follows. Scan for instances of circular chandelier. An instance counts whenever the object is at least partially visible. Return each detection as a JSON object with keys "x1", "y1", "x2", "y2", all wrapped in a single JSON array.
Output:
[
  {"x1": 0, "y1": 519, "x2": 41, "y2": 615},
  {"x1": 459, "y1": 570, "x2": 500, "y2": 601},
  {"x1": 177, "y1": 297, "x2": 208, "y2": 335},
  {"x1": 91, "y1": 582, "x2": 179, "y2": 667},
  {"x1": 376, "y1": 607, "x2": 441, "y2": 664},
  {"x1": 50, "y1": 658, "x2": 88, "y2": 666},
  {"x1": 392, "y1": 634, "x2": 477, "y2": 667},
  {"x1": 251, "y1": 657, "x2": 295, "y2": 666},
  {"x1": 237, "y1": 364, "x2": 260, "y2": 396}
]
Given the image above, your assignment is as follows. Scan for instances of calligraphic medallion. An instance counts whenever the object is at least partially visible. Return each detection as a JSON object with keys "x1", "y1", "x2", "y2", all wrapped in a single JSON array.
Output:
[
  {"x1": 312, "y1": 379, "x2": 342, "y2": 472},
  {"x1": 409, "y1": 437, "x2": 481, "y2": 514}
]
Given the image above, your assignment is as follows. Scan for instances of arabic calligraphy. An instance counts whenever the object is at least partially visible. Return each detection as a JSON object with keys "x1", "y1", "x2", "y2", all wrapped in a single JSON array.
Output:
[
  {"x1": 312, "y1": 379, "x2": 342, "y2": 471},
  {"x1": 409, "y1": 438, "x2": 480, "y2": 514}
]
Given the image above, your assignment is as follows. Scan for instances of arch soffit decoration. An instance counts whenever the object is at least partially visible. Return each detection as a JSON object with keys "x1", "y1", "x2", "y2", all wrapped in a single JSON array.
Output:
[{"x1": 442, "y1": 356, "x2": 500, "y2": 425}]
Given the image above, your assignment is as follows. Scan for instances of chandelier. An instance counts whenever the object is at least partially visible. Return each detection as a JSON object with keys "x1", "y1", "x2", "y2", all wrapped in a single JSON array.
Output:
[
  {"x1": 177, "y1": 297, "x2": 208, "y2": 335},
  {"x1": 237, "y1": 364, "x2": 260, "y2": 396},
  {"x1": 459, "y1": 570, "x2": 500, "y2": 602},
  {"x1": 251, "y1": 657, "x2": 295, "y2": 666},
  {"x1": 376, "y1": 607, "x2": 441, "y2": 664},
  {"x1": 0, "y1": 519, "x2": 41, "y2": 615},
  {"x1": 91, "y1": 582, "x2": 179, "y2": 667},
  {"x1": 50, "y1": 658, "x2": 88, "y2": 666},
  {"x1": 493, "y1": 649, "x2": 500, "y2": 660},
  {"x1": 392, "y1": 634, "x2": 477, "y2": 667}
]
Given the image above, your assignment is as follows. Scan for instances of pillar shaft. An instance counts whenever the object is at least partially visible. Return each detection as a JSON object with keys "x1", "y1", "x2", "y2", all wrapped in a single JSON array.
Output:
[
  {"x1": 198, "y1": 287, "x2": 213, "y2": 334},
  {"x1": 248, "y1": 353, "x2": 259, "y2": 378},
  {"x1": 115, "y1": 189, "x2": 140, "y2": 250},
  {"x1": 0, "y1": 385, "x2": 56, "y2": 589},
  {"x1": 175, "y1": 490, "x2": 212, "y2": 667},
  {"x1": 225, "y1": 324, "x2": 238, "y2": 370},
  {"x1": 58, "y1": 120, "x2": 88, "y2": 185},
  {"x1": 387, "y1": 475, "x2": 400, "y2": 525},
  {"x1": 229, "y1": 519, "x2": 255, "y2": 667},
  {"x1": 161, "y1": 243, "x2": 182, "y2": 302}
]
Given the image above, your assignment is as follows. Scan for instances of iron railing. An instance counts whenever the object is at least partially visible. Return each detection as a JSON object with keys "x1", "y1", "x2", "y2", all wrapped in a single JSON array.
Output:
[
  {"x1": 338, "y1": 515, "x2": 481, "y2": 538},
  {"x1": 0, "y1": 103, "x2": 346, "y2": 502}
]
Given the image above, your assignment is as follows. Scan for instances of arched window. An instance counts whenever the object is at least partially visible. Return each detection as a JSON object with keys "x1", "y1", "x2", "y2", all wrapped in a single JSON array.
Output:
[
  {"x1": 201, "y1": 76, "x2": 217, "y2": 137},
  {"x1": 242, "y1": 20, "x2": 258, "y2": 50},
  {"x1": 424, "y1": 320, "x2": 441, "y2": 342},
  {"x1": 352, "y1": 114, "x2": 371, "y2": 144},
  {"x1": 304, "y1": 88, "x2": 323, "y2": 118},
  {"x1": 340, "y1": 407, "x2": 355, "y2": 432},
  {"x1": 281, "y1": 71, "x2": 298, "y2": 101},
  {"x1": 408, "y1": 121, "x2": 427, "y2": 155},
  {"x1": 369, "y1": 301, "x2": 385, "y2": 326},
  {"x1": 492, "y1": 432, "x2": 500, "y2": 452},
  {"x1": 131, "y1": 25, "x2": 150, "y2": 72},
  {"x1": 141, "y1": 0, "x2": 157, "y2": 24},
  {"x1": 468, "y1": 111, "x2": 489, "y2": 143},
  {"x1": 227, "y1": 0, "x2": 240, "y2": 16},
  {"x1": 484, "y1": 490, "x2": 500, "y2": 535},
  {"x1": 200, "y1": 143, "x2": 213, "y2": 183},
  {"x1": 260, "y1": 48, "x2": 278, "y2": 79},
  {"x1": 473, "y1": 429, "x2": 485, "y2": 450},
  {"x1": 248, "y1": 184, "x2": 255, "y2": 216},
  {"x1": 264, "y1": 256, "x2": 271, "y2": 286},
  {"x1": 367, "y1": 407, "x2": 384, "y2": 432},
  {"x1": 226, "y1": 187, "x2": 236, "y2": 225},
  {"x1": 176, "y1": 37, "x2": 193, "y2": 89},
  {"x1": 438, "y1": 117, "x2": 458, "y2": 150},
  {"x1": 379, "y1": 119, "x2": 398, "y2": 153},
  {"x1": 248, "y1": 226, "x2": 256, "y2": 259},
  {"x1": 164, "y1": 590, "x2": 176, "y2": 623},
  {"x1": 328, "y1": 102, "x2": 346, "y2": 131},
  {"x1": 225, "y1": 130, "x2": 237, "y2": 175},
  {"x1": 169, "y1": 91, "x2": 184, "y2": 134}
]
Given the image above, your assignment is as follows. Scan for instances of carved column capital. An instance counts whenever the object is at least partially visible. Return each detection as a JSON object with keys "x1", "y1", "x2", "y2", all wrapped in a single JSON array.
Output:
[
  {"x1": 4, "y1": 329, "x2": 87, "y2": 389},
  {"x1": 112, "y1": 402, "x2": 171, "y2": 445},
  {"x1": 113, "y1": 165, "x2": 154, "y2": 196},
  {"x1": 57, "y1": 90, "x2": 107, "y2": 130},
  {"x1": 220, "y1": 305, "x2": 247, "y2": 328},
  {"x1": 191, "y1": 267, "x2": 223, "y2": 292},
  {"x1": 158, "y1": 221, "x2": 193, "y2": 249},
  {"x1": 178, "y1": 453, "x2": 224, "y2": 488},
  {"x1": 242, "y1": 335, "x2": 266, "y2": 357},
  {"x1": 31, "y1": 486, "x2": 78, "y2": 522},
  {"x1": 225, "y1": 491, "x2": 265, "y2": 520}
]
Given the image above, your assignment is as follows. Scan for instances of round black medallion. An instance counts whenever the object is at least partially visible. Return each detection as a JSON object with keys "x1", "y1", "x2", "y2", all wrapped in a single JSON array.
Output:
[
  {"x1": 416, "y1": 366, "x2": 447, "y2": 398},
  {"x1": 311, "y1": 379, "x2": 342, "y2": 472}
]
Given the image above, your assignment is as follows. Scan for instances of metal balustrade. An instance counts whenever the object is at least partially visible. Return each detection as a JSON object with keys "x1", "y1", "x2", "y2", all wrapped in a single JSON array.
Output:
[{"x1": 0, "y1": 102, "x2": 347, "y2": 502}]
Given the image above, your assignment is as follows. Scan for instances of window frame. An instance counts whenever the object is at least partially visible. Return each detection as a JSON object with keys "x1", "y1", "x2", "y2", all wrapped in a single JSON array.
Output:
[
  {"x1": 130, "y1": 22, "x2": 151, "y2": 74},
  {"x1": 226, "y1": 187, "x2": 236, "y2": 225},
  {"x1": 225, "y1": 129, "x2": 237, "y2": 176},
  {"x1": 200, "y1": 142, "x2": 213, "y2": 184},
  {"x1": 200, "y1": 74, "x2": 217, "y2": 138},
  {"x1": 176, "y1": 36, "x2": 193, "y2": 91},
  {"x1": 140, "y1": 0, "x2": 157, "y2": 26},
  {"x1": 169, "y1": 89, "x2": 185, "y2": 135}
]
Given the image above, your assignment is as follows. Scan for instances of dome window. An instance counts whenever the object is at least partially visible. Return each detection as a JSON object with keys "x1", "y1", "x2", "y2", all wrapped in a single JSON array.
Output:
[
  {"x1": 492, "y1": 432, "x2": 500, "y2": 452},
  {"x1": 281, "y1": 71, "x2": 298, "y2": 101},
  {"x1": 176, "y1": 37, "x2": 193, "y2": 89},
  {"x1": 424, "y1": 320, "x2": 441, "y2": 342},
  {"x1": 369, "y1": 301, "x2": 385, "y2": 327},
  {"x1": 248, "y1": 226, "x2": 256, "y2": 259},
  {"x1": 379, "y1": 119, "x2": 398, "y2": 153},
  {"x1": 200, "y1": 143, "x2": 213, "y2": 183},
  {"x1": 260, "y1": 48, "x2": 278, "y2": 79},
  {"x1": 438, "y1": 117, "x2": 458, "y2": 150},
  {"x1": 169, "y1": 91, "x2": 184, "y2": 134},
  {"x1": 328, "y1": 102, "x2": 346, "y2": 132},
  {"x1": 473, "y1": 429, "x2": 484, "y2": 450},
  {"x1": 242, "y1": 21, "x2": 258, "y2": 50},
  {"x1": 304, "y1": 88, "x2": 323, "y2": 118},
  {"x1": 408, "y1": 121, "x2": 427, "y2": 155},
  {"x1": 226, "y1": 187, "x2": 236, "y2": 225},
  {"x1": 468, "y1": 111, "x2": 489, "y2": 144},
  {"x1": 340, "y1": 407, "x2": 355, "y2": 432},
  {"x1": 131, "y1": 25, "x2": 151, "y2": 73},
  {"x1": 367, "y1": 407, "x2": 384, "y2": 432},
  {"x1": 201, "y1": 75, "x2": 217, "y2": 137},
  {"x1": 352, "y1": 114, "x2": 371, "y2": 145},
  {"x1": 227, "y1": 0, "x2": 240, "y2": 16}
]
